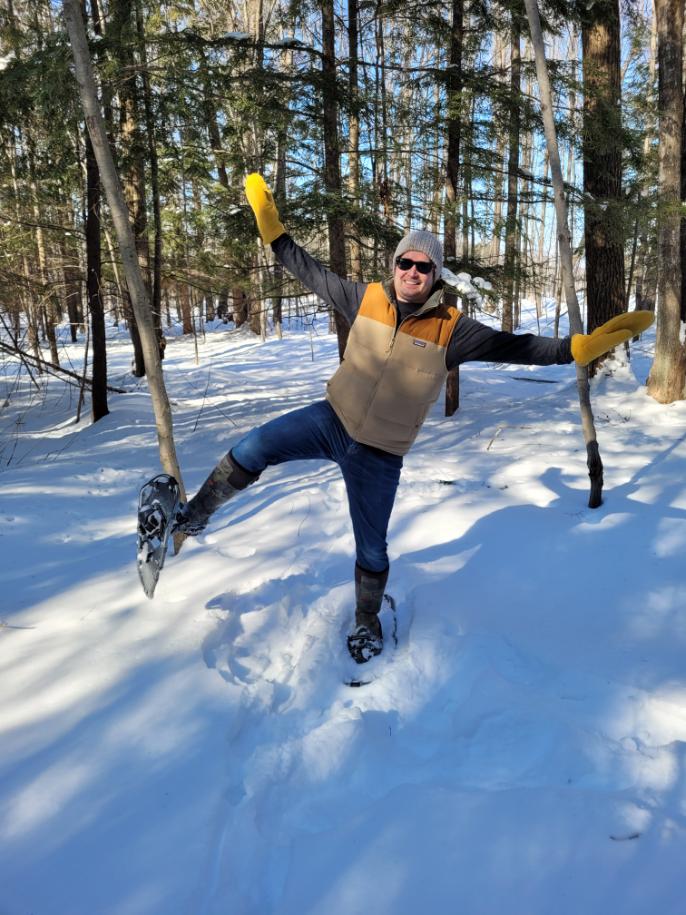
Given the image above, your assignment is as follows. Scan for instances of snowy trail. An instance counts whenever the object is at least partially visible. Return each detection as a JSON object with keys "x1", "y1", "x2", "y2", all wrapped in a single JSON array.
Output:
[{"x1": 1, "y1": 316, "x2": 686, "y2": 914}]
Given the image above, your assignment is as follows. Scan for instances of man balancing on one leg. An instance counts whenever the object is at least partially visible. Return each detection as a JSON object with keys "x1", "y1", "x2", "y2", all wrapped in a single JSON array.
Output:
[{"x1": 175, "y1": 173, "x2": 653, "y2": 664}]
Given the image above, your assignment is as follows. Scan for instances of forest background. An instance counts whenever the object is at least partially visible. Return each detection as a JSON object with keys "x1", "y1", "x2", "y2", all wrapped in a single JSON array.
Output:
[{"x1": 0, "y1": 0, "x2": 685, "y2": 426}]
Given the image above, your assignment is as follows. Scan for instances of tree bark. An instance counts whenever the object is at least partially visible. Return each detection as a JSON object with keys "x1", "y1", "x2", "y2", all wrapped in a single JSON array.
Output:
[
  {"x1": 647, "y1": 0, "x2": 686, "y2": 402},
  {"x1": 581, "y1": 0, "x2": 626, "y2": 340},
  {"x1": 63, "y1": 0, "x2": 184, "y2": 493},
  {"x1": 85, "y1": 125, "x2": 109, "y2": 421},
  {"x1": 233, "y1": 287, "x2": 248, "y2": 327},
  {"x1": 178, "y1": 281, "x2": 193, "y2": 336}
]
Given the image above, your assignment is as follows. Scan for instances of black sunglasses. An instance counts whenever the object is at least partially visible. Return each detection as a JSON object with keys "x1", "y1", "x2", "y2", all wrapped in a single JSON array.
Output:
[{"x1": 395, "y1": 256, "x2": 434, "y2": 275}]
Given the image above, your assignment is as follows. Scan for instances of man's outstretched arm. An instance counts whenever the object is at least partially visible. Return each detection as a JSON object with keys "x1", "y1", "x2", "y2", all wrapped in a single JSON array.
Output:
[
  {"x1": 271, "y1": 234, "x2": 365, "y2": 325},
  {"x1": 446, "y1": 311, "x2": 654, "y2": 370},
  {"x1": 245, "y1": 174, "x2": 365, "y2": 325},
  {"x1": 447, "y1": 316, "x2": 572, "y2": 369}
]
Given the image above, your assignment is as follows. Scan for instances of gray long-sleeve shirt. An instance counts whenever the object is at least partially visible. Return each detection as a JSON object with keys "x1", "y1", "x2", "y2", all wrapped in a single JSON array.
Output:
[{"x1": 272, "y1": 234, "x2": 573, "y2": 369}]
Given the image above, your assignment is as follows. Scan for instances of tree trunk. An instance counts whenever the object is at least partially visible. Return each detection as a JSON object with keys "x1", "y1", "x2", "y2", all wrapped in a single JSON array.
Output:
[
  {"x1": 321, "y1": 0, "x2": 349, "y2": 360},
  {"x1": 634, "y1": 6, "x2": 658, "y2": 316},
  {"x1": 85, "y1": 126, "x2": 109, "y2": 421},
  {"x1": 199, "y1": 44, "x2": 232, "y2": 317},
  {"x1": 135, "y1": 0, "x2": 164, "y2": 352},
  {"x1": 681, "y1": 41, "x2": 686, "y2": 325},
  {"x1": 28, "y1": 138, "x2": 60, "y2": 366},
  {"x1": 347, "y1": 0, "x2": 363, "y2": 282},
  {"x1": 249, "y1": 280, "x2": 263, "y2": 336},
  {"x1": 581, "y1": 0, "x2": 626, "y2": 340},
  {"x1": 179, "y1": 282, "x2": 193, "y2": 336},
  {"x1": 524, "y1": 0, "x2": 604, "y2": 507},
  {"x1": 502, "y1": 15, "x2": 521, "y2": 334},
  {"x1": 273, "y1": 136, "x2": 286, "y2": 338},
  {"x1": 490, "y1": 31, "x2": 507, "y2": 267},
  {"x1": 647, "y1": 0, "x2": 686, "y2": 402},
  {"x1": 111, "y1": 0, "x2": 150, "y2": 376},
  {"x1": 8, "y1": 143, "x2": 42, "y2": 369},
  {"x1": 444, "y1": 0, "x2": 464, "y2": 417},
  {"x1": 63, "y1": 0, "x2": 184, "y2": 494},
  {"x1": 233, "y1": 287, "x2": 248, "y2": 327},
  {"x1": 59, "y1": 224, "x2": 82, "y2": 344},
  {"x1": 536, "y1": 147, "x2": 550, "y2": 316}
]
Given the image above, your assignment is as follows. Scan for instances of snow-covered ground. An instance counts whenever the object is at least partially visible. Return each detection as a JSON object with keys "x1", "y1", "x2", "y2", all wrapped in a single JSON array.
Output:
[{"x1": 1, "y1": 306, "x2": 685, "y2": 915}]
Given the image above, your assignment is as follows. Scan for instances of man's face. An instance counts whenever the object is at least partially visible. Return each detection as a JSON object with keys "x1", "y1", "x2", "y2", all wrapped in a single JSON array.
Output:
[{"x1": 393, "y1": 250, "x2": 436, "y2": 304}]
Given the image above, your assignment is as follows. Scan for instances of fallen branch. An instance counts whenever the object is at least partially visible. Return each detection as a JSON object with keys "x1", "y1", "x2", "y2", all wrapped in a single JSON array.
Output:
[
  {"x1": 0, "y1": 313, "x2": 41, "y2": 391},
  {"x1": 0, "y1": 340, "x2": 127, "y2": 394}
]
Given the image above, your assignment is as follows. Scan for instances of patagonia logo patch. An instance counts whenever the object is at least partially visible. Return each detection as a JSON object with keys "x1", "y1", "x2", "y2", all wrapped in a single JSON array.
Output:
[{"x1": 413, "y1": 339, "x2": 427, "y2": 347}]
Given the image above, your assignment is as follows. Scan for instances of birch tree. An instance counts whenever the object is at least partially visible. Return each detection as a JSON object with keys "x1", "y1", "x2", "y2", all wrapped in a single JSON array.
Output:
[
  {"x1": 523, "y1": 0, "x2": 604, "y2": 507},
  {"x1": 63, "y1": 0, "x2": 185, "y2": 491}
]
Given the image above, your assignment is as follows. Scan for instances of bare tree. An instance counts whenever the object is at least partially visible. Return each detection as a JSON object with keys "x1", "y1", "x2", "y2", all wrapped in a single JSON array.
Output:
[{"x1": 63, "y1": 0, "x2": 185, "y2": 491}]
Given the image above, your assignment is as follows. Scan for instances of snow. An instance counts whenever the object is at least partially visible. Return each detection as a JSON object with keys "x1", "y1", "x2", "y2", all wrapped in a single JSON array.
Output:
[
  {"x1": 441, "y1": 268, "x2": 486, "y2": 304},
  {"x1": 1, "y1": 306, "x2": 685, "y2": 915}
]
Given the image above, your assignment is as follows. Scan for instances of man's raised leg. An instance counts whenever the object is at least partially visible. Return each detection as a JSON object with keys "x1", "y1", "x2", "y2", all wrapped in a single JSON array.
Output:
[{"x1": 176, "y1": 452, "x2": 259, "y2": 535}]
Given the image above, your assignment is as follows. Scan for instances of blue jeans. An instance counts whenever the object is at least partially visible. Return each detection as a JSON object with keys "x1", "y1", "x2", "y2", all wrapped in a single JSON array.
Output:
[{"x1": 231, "y1": 400, "x2": 403, "y2": 572}]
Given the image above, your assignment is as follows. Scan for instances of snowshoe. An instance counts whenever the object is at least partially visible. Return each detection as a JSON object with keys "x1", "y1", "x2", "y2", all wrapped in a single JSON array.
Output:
[
  {"x1": 136, "y1": 473, "x2": 181, "y2": 599},
  {"x1": 344, "y1": 594, "x2": 398, "y2": 686},
  {"x1": 347, "y1": 623, "x2": 383, "y2": 664}
]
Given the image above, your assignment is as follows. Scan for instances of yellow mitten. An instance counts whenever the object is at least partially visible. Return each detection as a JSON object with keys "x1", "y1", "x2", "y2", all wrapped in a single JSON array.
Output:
[
  {"x1": 244, "y1": 173, "x2": 286, "y2": 245},
  {"x1": 571, "y1": 311, "x2": 654, "y2": 366}
]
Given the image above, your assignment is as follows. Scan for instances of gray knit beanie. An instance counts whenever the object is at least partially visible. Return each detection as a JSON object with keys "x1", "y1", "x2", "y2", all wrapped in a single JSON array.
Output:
[{"x1": 393, "y1": 230, "x2": 443, "y2": 276}]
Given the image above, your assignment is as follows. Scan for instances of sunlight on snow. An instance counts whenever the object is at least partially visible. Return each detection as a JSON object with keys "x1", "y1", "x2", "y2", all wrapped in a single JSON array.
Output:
[{"x1": 653, "y1": 518, "x2": 686, "y2": 558}]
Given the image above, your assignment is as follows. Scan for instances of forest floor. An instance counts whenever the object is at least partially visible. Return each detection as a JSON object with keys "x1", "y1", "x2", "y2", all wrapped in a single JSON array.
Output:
[{"x1": 1, "y1": 303, "x2": 685, "y2": 915}]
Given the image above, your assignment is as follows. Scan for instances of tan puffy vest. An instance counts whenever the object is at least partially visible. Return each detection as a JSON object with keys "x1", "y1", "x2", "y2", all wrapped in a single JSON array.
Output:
[{"x1": 326, "y1": 281, "x2": 462, "y2": 456}]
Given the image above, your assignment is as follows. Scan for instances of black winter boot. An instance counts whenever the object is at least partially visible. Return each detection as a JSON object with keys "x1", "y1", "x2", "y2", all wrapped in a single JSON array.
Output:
[
  {"x1": 175, "y1": 452, "x2": 259, "y2": 535},
  {"x1": 347, "y1": 564, "x2": 389, "y2": 664}
]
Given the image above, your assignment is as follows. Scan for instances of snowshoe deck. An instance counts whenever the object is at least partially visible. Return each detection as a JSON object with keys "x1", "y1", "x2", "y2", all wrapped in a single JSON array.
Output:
[{"x1": 136, "y1": 473, "x2": 180, "y2": 599}]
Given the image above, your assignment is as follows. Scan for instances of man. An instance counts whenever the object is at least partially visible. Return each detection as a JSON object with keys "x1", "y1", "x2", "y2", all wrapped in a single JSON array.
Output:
[{"x1": 176, "y1": 173, "x2": 652, "y2": 664}]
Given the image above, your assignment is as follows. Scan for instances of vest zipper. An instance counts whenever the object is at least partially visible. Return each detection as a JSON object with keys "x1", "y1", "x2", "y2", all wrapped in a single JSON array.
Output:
[{"x1": 387, "y1": 300, "x2": 442, "y2": 353}]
